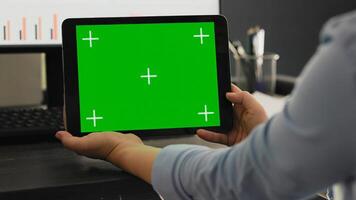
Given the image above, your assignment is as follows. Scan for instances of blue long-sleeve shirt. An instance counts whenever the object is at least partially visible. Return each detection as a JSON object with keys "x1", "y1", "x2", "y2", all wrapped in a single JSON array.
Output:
[{"x1": 152, "y1": 11, "x2": 356, "y2": 200}]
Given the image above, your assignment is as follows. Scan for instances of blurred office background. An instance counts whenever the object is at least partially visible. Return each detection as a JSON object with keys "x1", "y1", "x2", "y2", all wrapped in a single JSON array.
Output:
[{"x1": 222, "y1": 0, "x2": 356, "y2": 76}]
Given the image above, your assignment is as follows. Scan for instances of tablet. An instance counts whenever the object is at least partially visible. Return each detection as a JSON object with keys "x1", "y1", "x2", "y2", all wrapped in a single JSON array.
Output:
[{"x1": 62, "y1": 15, "x2": 233, "y2": 136}]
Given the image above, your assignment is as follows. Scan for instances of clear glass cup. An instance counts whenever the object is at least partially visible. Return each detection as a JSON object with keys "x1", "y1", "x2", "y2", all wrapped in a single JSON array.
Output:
[{"x1": 231, "y1": 53, "x2": 279, "y2": 95}]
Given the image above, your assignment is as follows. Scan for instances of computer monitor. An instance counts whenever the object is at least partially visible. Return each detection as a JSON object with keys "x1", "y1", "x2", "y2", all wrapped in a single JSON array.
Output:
[
  {"x1": 0, "y1": 0, "x2": 220, "y2": 46},
  {"x1": 0, "y1": 1, "x2": 220, "y2": 108}
]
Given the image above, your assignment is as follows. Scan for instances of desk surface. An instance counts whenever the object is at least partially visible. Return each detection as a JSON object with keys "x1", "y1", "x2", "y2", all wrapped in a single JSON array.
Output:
[{"x1": 0, "y1": 135, "x2": 222, "y2": 199}]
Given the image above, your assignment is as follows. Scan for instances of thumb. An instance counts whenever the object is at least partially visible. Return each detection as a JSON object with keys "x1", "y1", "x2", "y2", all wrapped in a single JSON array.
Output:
[
  {"x1": 56, "y1": 131, "x2": 85, "y2": 153},
  {"x1": 196, "y1": 129, "x2": 228, "y2": 145}
]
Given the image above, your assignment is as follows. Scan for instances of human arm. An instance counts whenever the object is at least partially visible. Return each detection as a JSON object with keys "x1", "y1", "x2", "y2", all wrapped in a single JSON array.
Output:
[
  {"x1": 57, "y1": 37, "x2": 356, "y2": 199},
  {"x1": 57, "y1": 36, "x2": 356, "y2": 199},
  {"x1": 55, "y1": 82, "x2": 260, "y2": 181},
  {"x1": 57, "y1": 12, "x2": 356, "y2": 199},
  {"x1": 55, "y1": 131, "x2": 161, "y2": 183},
  {"x1": 56, "y1": 82, "x2": 262, "y2": 183},
  {"x1": 151, "y1": 14, "x2": 356, "y2": 199}
]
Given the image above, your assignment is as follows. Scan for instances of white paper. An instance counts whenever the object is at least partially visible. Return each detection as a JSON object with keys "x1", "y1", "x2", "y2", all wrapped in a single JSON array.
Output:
[{"x1": 253, "y1": 92, "x2": 287, "y2": 117}]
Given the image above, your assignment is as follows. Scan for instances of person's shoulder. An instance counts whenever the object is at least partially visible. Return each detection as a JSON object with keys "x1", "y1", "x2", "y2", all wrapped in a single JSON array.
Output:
[
  {"x1": 320, "y1": 10, "x2": 356, "y2": 64},
  {"x1": 320, "y1": 10, "x2": 356, "y2": 44}
]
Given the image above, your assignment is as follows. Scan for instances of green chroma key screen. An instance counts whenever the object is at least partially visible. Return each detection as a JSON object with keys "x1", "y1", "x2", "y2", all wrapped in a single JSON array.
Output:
[{"x1": 76, "y1": 22, "x2": 221, "y2": 133}]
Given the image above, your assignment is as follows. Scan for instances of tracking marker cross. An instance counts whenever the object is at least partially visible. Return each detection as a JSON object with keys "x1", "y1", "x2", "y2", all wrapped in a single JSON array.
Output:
[
  {"x1": 193, "y1": 27, "x2": 210, "y2": 45},
  {"x1": 82, "y1": 31, "x2": 99, "y2": 48},
  {"x1": 86, "y1": 109, "x2": 103, "y2": 127},
  {"x1": 140, "y1": 67, "x2": 157, "y2": 85},
  {"x1": 198, "y1": 105, "x2": 215, "y2": 122}
]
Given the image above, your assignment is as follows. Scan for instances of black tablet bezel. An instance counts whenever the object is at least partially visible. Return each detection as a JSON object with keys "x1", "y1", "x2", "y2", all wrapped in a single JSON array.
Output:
[{"x1": 62, "y1": 15, "x2": 233, "y2": 136}]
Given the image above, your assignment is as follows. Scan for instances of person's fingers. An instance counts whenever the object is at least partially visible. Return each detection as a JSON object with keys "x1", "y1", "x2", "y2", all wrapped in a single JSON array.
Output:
[
  {"x1": 196, "y1": 129, "x2": 227, "y2": 145},
  {"x1": 227, "y1": 91, "x2": 261, "y2": 111},
  {"x1": 231, "y1": 83, "x2": 242, "y2": 93},
  {"x1": 56, "y1": 131, "x2": 86, "y2": 153},
  {"x1": 226, "y1": 92, "x2": 243, "y2": 104},
  {"x1": 55, "y1": 131, "x2": 72, "y2": 140}
]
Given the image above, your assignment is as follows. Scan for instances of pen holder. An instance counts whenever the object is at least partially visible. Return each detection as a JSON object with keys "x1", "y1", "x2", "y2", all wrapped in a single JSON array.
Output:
[{"x1": 231, "y1": 53, "x2": 279, "y2": 95}]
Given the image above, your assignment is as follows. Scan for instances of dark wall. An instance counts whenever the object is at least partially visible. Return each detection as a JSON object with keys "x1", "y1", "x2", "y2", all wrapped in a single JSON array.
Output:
[{"x1": 221, "y1": 1, "x2": 356, "y2": 76}]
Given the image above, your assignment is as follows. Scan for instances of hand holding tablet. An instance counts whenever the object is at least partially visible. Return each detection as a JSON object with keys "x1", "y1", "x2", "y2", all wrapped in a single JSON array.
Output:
[{"x1": 62, "y1": 15, "x2": 233, "y2": 136}]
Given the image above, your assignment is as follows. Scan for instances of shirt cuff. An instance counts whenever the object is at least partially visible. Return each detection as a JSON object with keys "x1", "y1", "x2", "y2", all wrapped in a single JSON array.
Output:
[{"x1": 151, "y1": 144, "x2": 209, "y2": 199}]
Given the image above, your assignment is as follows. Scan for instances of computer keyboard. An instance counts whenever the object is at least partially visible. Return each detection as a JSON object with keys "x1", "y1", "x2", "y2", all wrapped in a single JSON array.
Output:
[{"x1": 0, "y1": 107, "x2": 64, "y2": 137}]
